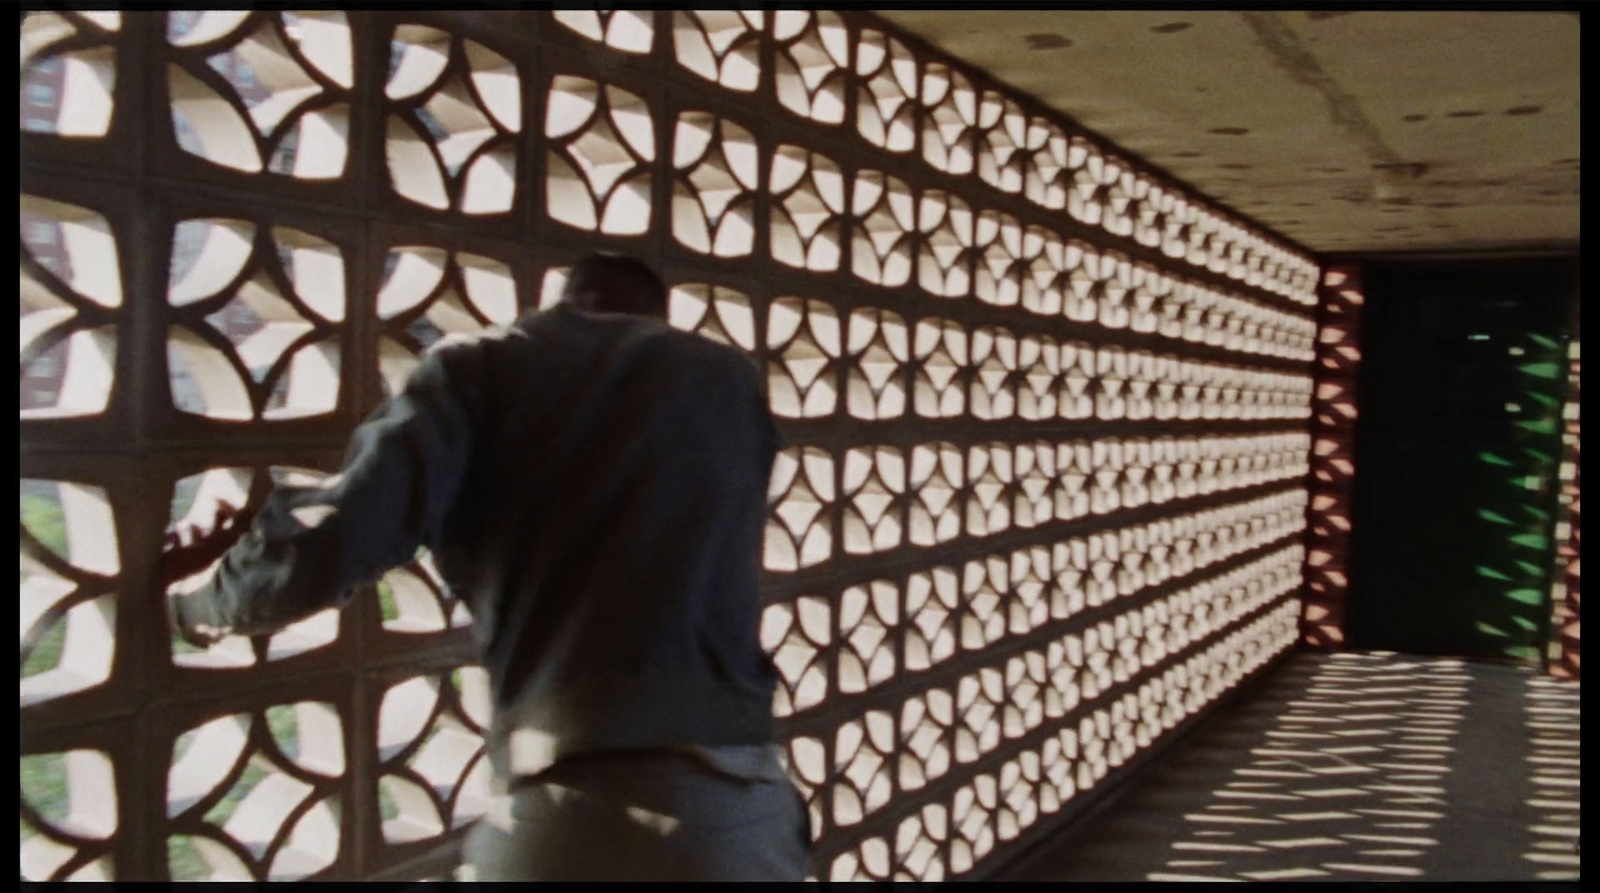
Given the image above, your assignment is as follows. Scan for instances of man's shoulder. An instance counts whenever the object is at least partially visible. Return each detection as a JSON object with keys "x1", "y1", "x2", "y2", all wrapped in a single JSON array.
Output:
[
  {"x1": 659, "y1": 329, "x2": 763, "y2": 386},
  {"x1": 418, "y1": 323, "x2": 528, "y2": 373},
  {"x1": 511, "y1": 307, "x2": 760, "y2": 380},
  {"x1": 654, "y1": 324, "x2": 752, "y2": 363}
]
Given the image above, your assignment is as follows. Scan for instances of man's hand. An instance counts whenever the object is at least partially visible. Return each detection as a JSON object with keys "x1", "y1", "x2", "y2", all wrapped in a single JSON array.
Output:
[
  {"x1": 160, "y1": 500, "x2": 254, "y2": 590},
  {"x1": 161, "y1": 500, "x2": 255, "y2": 648},
  {"x1": 160, "y1": 500, "x2": 254, "y2": 587}
]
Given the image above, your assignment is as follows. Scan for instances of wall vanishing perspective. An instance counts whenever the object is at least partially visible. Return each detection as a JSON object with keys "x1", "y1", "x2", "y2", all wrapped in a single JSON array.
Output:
[
  {"x1": 1549, "y1": 332, "x2": 1579, "y2": 679},
  {"x1": 1301, "y1": 266, "x2": 1364, "y2": 648},
  {"x1": 20, "y1": 11, "x2": 1321, "y2": 881}
]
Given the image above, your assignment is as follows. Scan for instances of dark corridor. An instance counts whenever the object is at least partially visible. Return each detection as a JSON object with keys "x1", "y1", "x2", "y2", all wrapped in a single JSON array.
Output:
[{"x1": 1346, "y1": 259, "x2": 1577, "y2": 664}]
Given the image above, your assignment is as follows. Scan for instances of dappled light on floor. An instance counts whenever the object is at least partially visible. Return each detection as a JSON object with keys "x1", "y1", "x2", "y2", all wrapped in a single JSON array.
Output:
[
  {"x1": 1146, "y1": 652, "x2": 1466, "y2": 882},
  {"x1": 1000, "y1": 650, "x2": 1581, "y2": 882},
  {"x1": 1521, "y1": 677, "x2": 1579, "y2": 880}
]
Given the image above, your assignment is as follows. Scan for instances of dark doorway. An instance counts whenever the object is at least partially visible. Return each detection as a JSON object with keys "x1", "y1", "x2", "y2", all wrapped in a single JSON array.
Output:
[{"x1": 1346, "y1": 257, "x2": 1577, "y2": 664}]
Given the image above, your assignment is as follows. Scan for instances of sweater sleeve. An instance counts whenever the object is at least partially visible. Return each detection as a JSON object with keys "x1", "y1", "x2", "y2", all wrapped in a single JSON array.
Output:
[{"x1": 170, "y1": 344, "x2": 481, "y2": 643}]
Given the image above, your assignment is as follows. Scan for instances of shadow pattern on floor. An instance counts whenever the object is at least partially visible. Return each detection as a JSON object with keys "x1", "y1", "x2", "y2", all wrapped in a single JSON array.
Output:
[{"x1": 997, "y1": 650, "x2": 1580, "y2": 882}]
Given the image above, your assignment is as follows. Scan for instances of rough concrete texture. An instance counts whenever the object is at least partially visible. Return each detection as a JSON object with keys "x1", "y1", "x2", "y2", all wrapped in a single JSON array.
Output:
[
  {"x1": 995, "y1": 650, "x2": 1580, "y2": 882},
  {"x1": 881, "y1": 11, "x2": 1580, "y2": 256}
]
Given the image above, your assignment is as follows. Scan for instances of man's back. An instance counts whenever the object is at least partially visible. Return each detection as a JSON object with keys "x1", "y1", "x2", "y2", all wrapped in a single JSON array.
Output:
[{"x1": 428, "y1": 304, "x2": 783, "y2": 777}]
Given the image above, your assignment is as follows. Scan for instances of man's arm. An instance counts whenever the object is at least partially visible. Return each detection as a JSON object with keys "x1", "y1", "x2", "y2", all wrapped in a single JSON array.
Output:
[{"x1": 166, "y1": 344, "x2": 483, "y2": 646}]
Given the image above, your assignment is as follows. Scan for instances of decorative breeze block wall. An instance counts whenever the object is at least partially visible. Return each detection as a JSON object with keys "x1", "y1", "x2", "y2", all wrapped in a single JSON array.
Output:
[
  {"x1": 1549, "y1": 333, "x2": 1579, "y2": 680},
  {"x1": 19, "y1": 11, "x2": 1320, "y2": 881},
  {"x1": 1301, "y1": 265, "x2": 1363, "y2": 649}
]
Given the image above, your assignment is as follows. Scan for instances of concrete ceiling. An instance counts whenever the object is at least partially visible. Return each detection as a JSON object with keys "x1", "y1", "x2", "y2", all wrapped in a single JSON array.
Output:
[{"x1": 878, "y1": 10, "x2": 1579, "y2": 257}]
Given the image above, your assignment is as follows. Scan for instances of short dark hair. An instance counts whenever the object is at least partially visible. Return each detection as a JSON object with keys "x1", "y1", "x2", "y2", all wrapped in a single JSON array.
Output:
[{"x1": 559, "y1": 253, "x2": 669, "y2": 318}]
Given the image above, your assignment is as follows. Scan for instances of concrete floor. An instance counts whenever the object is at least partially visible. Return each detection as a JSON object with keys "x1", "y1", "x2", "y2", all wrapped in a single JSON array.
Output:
[{"x1": 996, "y1": 650, "x2": 1580, "y2": 883}]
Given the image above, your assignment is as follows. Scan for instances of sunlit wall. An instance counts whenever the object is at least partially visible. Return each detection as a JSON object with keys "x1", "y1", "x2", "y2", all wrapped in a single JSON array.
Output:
[
  {"x1": 1549, "y1": 334, "x2": 1579, "y2": 679},
  {"x1": 1302, "y1": 266, "x2": 1363, "y2": 648},
  {"x1": 19, "y1": 11, "x2": 1321, "y2": 880}
]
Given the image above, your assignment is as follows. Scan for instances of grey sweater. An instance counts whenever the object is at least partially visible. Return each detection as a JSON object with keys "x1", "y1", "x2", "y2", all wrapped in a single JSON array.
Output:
[{"x1": 174, "y1": 304, "x2": 784, "y2": 785}]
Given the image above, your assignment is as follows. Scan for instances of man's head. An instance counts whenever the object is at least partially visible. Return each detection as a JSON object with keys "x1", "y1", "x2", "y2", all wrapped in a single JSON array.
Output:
[{"x1": 559, "y1": 252, "x2": 669, "y2": 319}]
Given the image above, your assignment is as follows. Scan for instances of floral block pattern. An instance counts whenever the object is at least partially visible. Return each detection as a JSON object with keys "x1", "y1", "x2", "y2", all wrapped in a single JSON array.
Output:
[{"x1": 20, "y1": 10, "x2": 1323, "y2": 882}]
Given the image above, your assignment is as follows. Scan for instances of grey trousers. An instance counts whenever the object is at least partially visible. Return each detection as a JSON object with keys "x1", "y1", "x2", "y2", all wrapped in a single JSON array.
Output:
[{"x1": 463, "y1": 751, "x2": 812, "y2": 881}]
